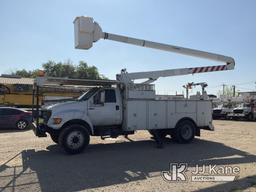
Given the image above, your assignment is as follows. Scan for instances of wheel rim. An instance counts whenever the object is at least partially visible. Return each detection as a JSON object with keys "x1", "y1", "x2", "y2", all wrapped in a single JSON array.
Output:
[
  {"x1": 66, "y1": 131, "x2": 84, "y2": 149},
  {"x1": 180, "y1": 125, "x2": 193, "y2": 140},
  {"x1": 17, "y1": 120, "x2": 27, "y2": 130}
]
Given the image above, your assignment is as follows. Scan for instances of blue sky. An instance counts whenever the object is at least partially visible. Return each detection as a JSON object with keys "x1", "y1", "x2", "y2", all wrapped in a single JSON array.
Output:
[{"x1": 0, "y1": 0, "x2": 256, "y2": 95}]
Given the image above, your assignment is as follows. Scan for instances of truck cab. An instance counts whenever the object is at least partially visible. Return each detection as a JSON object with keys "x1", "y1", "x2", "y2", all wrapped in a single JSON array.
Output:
[
  {"x1": 40, "y1": 87, "x2": 123, "y2": 134},
  {"x1": 36, "y1": 86, "x2": 129, "y2": 153},
  {"x1": 86, "y1": 88, "x2": 122, "y2": 127}
]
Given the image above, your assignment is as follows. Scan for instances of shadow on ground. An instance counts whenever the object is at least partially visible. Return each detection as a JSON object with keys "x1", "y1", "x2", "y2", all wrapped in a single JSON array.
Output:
[
  {"x1": 1, "y1": 138, "x2": 256, "y2": 191},
  {"x1": 195, "y1": 175, "x2": 256, "y2": 192}
]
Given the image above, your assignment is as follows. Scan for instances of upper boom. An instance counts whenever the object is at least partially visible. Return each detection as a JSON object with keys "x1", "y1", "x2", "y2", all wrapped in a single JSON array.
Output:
[
  {"x1": 74, "y1": 16, "x2": 235, "y2": 84},
  {"x1": 73, "y1": 16, "x2": 235, "y2": 66}
]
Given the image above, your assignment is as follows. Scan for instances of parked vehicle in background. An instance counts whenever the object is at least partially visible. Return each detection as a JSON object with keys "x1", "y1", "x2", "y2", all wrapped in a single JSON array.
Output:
[
  {"x1": 0, "y1": 107, "x2": 32, "y2": 130},
  {"x1": 212, "y1": 104, "x2": 233, "y2": 119},
  {"x1": 228, "y1": 102, "x2": 256, "y2": 121}
]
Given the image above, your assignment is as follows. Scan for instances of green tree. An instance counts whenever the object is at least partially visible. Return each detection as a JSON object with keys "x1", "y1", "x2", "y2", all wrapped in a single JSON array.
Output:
[
  {"x1": 76, "y1": 61, "x2": 89, "y2": 79},
  {"x1": 13, "y1": 69, "x2": 33, "y2": 78},
  {"x1": 42, "y1": 60, "x2": 55, "y2": 76},
  {"x1": 12, "y1": 60, "x2": 105, "y2": 80}
]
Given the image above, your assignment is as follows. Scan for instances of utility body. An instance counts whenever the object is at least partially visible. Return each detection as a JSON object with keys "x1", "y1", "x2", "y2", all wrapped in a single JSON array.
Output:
[{"x1": 33, "y1": 16, "x2": 235, "y2": 154}]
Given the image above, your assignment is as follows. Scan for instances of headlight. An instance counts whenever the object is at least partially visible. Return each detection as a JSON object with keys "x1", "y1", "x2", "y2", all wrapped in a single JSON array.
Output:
[{"x1": 53, "y1": 117, "x2": 62, "y2": 124}]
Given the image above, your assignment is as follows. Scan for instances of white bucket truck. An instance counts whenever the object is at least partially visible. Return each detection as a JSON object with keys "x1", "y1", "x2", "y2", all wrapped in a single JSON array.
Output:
[{"x1": 33, "y1": 16, "x2": 235, "y2": 154}]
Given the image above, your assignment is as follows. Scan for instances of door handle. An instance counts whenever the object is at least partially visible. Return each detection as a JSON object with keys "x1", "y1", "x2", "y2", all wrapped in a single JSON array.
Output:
[
  {"x1": 116, "y1": 105, "x2": 120, "y2": 110},
  {"x1": 89, "y1": 107, "x2": 95, "y2": 110}
]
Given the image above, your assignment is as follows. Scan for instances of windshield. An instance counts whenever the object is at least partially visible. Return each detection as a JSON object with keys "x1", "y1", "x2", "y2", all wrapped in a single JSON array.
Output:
[
  {"x1": 77, "y1": 87, "x2": 99, "y2": 101},
  {"x1": 237, "y1": 103, "x2": 250, "y2": 108}
]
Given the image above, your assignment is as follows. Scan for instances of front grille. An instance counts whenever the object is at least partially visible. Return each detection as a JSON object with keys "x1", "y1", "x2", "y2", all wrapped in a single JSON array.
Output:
[
  {"x1": 233, "y1": 109, "x2": 243, "y2": 114},
  {"x1": 213, "y1": 109, "x2": 222, "y2": 114},
  {"x1": 41, "y1": 110, "x2": 52, "y2": 123}
]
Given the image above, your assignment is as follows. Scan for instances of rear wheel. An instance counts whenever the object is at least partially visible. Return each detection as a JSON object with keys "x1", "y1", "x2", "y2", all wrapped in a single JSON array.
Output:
[
  {"x1": 247, "y1": 113, "x2": 253, "y2": 121},
  {"x1": 58, "y1": 124, "x2": 90, "y2": 154},
  {"x1": 16, "y1": 120, "x2": 28, "y2": 130},
  {"x1": 174, "y1": 120, "x2": 195, "y2": 143}
]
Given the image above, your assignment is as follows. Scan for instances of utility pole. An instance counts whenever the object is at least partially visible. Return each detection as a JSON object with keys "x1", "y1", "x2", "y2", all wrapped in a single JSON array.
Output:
[
  {"x1": 222, "y1": 84, "x2": 226, "y2": 96},
  {"x1": 232, "y1": 85, "x2": 236, "y2": 97}
]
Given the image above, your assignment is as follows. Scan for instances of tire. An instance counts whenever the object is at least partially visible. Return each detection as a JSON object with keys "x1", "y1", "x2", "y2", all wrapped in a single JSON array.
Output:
[
  {"x1": 16, "y1": 120, "x2": 28, "y2": 130},
  {"x1": 58, "y1": 124, "x2": 90, "y2": 154},
  {"x1": 50, "y1": 133, "x2": 59, "y2": 144},
  {"x1": 174, "y1": 120, "x2": 195, "y2": 143},
  {"x1": 247, "y1": 113, "x2": 253, "y2": 121}
]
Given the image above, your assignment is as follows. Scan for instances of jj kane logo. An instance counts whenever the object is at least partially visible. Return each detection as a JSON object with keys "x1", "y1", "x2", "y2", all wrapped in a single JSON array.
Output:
[{"x1": 162, "y1": 163, "x2": 240, "y2": 182}]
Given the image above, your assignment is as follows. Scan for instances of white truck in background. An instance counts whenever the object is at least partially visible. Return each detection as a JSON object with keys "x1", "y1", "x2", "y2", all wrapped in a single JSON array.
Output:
[
  {"x1": 33, "y1": 16, "x2": 235, "y2": 154},
  {"x1": 212, "y1": 104, "x2": 234, "y2": 119},
  {"x1": 229, "y1": 102, "x2": 256, "y2": 121}
]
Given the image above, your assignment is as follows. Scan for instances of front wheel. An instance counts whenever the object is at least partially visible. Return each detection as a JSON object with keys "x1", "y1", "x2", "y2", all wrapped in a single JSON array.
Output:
[
  {"x1": 174, "y1": 120, "x2": 195, "y2": 143},
  {"x1": 58, "y1": 124, "x2": 90, "y2": 154}
]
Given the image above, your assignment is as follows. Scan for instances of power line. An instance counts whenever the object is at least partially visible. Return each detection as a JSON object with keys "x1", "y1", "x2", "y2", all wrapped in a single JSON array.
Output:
[
  {"x1": 236, "y1": 86, "x2": 255, "y2": 90},
  {"x1": 235, "y1": 81, "x2": 256, "y2": 86},
  {"x1": 208, "y1": 81, "x2": 256, "y2": 89}
]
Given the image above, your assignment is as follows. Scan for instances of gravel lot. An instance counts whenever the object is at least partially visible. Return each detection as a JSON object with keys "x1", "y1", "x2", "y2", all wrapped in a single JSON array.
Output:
[{"x1": 0, "y1": 120, "x2": 256, "y2": 192}]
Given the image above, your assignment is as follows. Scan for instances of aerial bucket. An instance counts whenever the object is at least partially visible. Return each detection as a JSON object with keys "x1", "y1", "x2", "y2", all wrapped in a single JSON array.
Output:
[{"x1": 73, "y1": 16, "x2": 103, "y2": 49}]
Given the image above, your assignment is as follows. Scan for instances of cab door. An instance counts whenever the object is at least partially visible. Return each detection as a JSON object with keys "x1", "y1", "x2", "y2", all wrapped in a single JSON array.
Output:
[{"x1": 88, "y1": 89, "x2": 121, "y2": 126}]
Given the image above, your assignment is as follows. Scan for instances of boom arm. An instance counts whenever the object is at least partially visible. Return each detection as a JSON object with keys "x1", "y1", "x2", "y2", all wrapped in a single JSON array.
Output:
[
  {"x1": 117, "y1": 64, "x2": 232, "y2": 84},
  {"x1": 74, "y1": 16, "x2": 235, "y2": 84},
  {"x1": 74, "y1": 16, "x2": 235, "y2": 66},
  {"x1": 103, "y1": 33, "x2": 235, "y2": 65}
]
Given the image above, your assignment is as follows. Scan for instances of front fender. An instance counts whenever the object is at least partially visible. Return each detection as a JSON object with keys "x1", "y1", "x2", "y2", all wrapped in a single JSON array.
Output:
[{"x1": 47, "y1": 110, "x2": 94, "y2": 133}]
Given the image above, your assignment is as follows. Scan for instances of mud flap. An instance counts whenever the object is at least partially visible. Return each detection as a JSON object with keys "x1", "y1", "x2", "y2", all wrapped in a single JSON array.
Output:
[
  {"x1": 199, "y1": 122, "x2": 215, "y2": 131},
  {"x1": 195, "y1": 128, "x2": 200, "y2": 136}
]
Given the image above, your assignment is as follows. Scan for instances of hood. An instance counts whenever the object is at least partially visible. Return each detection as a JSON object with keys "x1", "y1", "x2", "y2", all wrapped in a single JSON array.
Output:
[
  {"x1": 46, "y1": 100, "x2": 87, "y2": 114},
  {"x1": 234, "y1": 106, "x2": 248, "y2": 110}
]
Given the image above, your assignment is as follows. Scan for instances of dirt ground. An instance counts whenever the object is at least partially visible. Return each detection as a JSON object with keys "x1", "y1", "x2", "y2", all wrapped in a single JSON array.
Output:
[{"x1": 0, "y1": 120, "x2": 256, "y2": 192}]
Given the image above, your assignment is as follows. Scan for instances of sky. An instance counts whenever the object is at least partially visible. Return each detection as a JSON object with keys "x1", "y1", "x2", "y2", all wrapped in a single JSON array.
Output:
[{"x1": 0, "y1": 0, "x2": 256, "y2": 95}]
